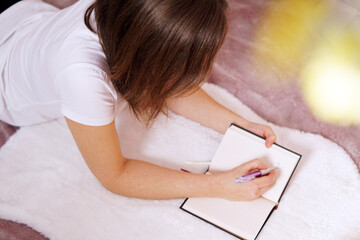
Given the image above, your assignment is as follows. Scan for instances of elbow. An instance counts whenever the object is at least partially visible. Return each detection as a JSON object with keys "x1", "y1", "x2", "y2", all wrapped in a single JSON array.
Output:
[
  {"x1": 102, "y1": 179, "x2": 135, "y2": 198},
  {"x1": 98, "y1": 167, "x2": 128, "y2": 196},
  {"x1": 94, "y1": 159, "x2": 141, "y2": 198},
  {"x1": 100, "y1": 177, "x2": 129, "y2": 196},
  {"x1": 101, "y1": 180, "x2": 118, "y2": 194}
]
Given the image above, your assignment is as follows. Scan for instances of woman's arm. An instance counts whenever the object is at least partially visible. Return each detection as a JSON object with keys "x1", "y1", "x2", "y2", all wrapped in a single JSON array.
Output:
[
  {"x1": 166, "y1": 88, "x2": 276, "y2": 148},
  {"x1": 65, "y1": 117, "x2": 276, "y2": 200}
]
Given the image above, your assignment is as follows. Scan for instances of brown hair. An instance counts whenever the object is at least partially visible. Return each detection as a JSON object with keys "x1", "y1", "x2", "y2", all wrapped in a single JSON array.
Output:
[{"x1": 85, "y1": 0, "x2": 228, "y2": 123}]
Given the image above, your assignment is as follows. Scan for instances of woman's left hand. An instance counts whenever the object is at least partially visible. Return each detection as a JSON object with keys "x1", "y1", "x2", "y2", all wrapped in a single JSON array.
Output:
[{"x1": 242, "y1": 121, "x2": 276, "y2": 148}]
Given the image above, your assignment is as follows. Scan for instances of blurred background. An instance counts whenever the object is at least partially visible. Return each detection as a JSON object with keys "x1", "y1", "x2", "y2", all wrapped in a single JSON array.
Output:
[
  {"x1": 209, "y1": 0, "x2": 360, "y2": 168},
  {"x1": 252, "y1": 0, "x2": 360, "y2": 126}
]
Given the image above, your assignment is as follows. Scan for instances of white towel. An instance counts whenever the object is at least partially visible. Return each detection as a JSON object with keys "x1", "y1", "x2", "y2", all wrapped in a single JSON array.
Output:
[{"x1": 0, "y1": 83, "x2": 359, "y2": 240}]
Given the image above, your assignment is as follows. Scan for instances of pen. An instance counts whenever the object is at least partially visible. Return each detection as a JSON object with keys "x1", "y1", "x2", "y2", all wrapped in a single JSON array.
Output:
[{"x1": 234, "y1": 167, "x2": 276, "y2": 183}]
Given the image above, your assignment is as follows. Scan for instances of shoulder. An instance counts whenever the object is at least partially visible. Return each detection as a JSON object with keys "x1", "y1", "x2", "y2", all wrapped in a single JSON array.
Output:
[
  {"x1": 56, "y1": 64, "x2": 113, "y2": 93},
  {"x1": 56, "y1": 63, "x2": 119, "y2": 126}
]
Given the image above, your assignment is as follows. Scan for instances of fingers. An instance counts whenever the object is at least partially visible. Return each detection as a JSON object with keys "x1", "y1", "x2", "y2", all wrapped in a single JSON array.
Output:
[
  {"x1": 243, "y1": 121, "x2": 277, "y2": 148},
  {"x1": 220, "y1": 165, "x2": 277, "y2": 201},
  {"x1": 251, "y1": 169, "x2": 277, "y2": 188},
  {"x1": 264, "y1": 127, "x2": 276, "y2": 148},
  {"x1": 246, "y1": 170, "x2": 277, "y2": 199},
  {"x1": 238, "y1": 159, "x2": 268, "y2": 174}
]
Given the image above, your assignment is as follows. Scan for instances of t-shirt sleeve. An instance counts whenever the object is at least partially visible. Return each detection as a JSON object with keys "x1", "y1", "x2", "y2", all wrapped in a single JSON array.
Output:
[{"x1": 55, "y1": 64, "x2": 117, "y2": 126}]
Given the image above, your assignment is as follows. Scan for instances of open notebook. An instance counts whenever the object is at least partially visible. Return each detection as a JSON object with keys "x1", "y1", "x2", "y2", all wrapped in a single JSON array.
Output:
[{"x1": 180, "y1": 124, "x2": 301, "y2": 240}]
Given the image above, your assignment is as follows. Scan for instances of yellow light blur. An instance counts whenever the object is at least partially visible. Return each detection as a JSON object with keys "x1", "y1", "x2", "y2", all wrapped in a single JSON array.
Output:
[
  {"x1": 248, "y1": 0, "x2": 360, "y2": 125},
  {"x1": 252, "y1": 0, "x2": 329, "y2": 82},
  {"x1": 301, "y1": 32, "x2": 360, "y2": 125}
]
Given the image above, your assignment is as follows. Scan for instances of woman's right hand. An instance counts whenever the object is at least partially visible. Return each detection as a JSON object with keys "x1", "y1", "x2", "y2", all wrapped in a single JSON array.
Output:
[{"x1": 210, "y1": 159, "x2": 277, "y2": 201}]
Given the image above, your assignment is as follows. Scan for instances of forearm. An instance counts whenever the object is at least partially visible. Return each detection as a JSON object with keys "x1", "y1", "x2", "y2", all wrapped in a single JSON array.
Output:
[
  {"x1": 167, "y1": 88, "x2": 249, "y2": 134},
  {"x1": 109, "y1": 158, "x2": 216, "y2": 199}
]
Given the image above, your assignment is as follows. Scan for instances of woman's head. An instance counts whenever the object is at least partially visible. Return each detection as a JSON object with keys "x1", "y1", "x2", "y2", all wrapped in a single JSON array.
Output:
[{"x1": 85, "y1": 0, "x2": 228, "y2": 123}]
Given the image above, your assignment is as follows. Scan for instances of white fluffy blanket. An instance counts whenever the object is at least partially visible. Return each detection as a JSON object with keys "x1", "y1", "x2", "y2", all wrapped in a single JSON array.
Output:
[{"x1": 0, "y1": 83, "x2": 359, "y2": 240}]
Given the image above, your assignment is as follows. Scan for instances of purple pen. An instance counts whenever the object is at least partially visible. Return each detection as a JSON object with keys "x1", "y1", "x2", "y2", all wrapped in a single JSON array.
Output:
[{"x1": 235, "y1": 167, "x2": 276, "y2": 183}]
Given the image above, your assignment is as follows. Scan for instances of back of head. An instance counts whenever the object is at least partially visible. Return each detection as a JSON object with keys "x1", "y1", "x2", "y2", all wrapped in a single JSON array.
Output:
[{"x1": 85, "y1": 0, "x2": 228, "y2": 123}]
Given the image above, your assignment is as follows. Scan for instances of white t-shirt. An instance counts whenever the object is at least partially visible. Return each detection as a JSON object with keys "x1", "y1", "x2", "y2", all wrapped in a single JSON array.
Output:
[{"x1": 0, "y1": 0, "x2": 125, "y2": 126}]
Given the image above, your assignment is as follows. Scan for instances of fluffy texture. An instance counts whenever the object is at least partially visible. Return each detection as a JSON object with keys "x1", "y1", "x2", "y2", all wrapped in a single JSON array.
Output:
[{"x1": 0, "y1": 83, "x2": 359, "y2": 240}]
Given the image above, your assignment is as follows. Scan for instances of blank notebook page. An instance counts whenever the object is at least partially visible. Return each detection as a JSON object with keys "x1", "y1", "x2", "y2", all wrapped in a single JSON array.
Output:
[
  {"x1": 209, "y1": 126, "x2": 300, "y2": 203},
  {"x1": 182, "y1": 197, "x2": 275, "y2": 240}
]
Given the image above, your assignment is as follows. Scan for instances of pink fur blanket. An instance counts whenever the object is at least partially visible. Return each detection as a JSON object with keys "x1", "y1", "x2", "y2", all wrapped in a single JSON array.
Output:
[{"x1": 0, "y1": 0, "x2": 359, "y2": 239}]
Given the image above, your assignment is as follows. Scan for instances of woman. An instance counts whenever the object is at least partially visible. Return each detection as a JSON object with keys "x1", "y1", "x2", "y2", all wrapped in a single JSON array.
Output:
[{"x1": 0, "y1": 0, "x2": 277, "y2": 201}]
